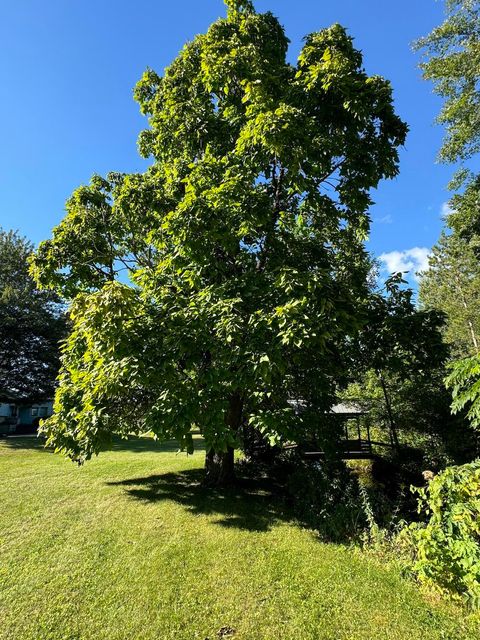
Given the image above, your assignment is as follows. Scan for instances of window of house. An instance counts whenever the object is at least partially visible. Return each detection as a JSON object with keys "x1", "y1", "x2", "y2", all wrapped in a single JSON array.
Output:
[
  {"x1": 39, "y1": 407, "x2": 47, "y2": 417},
  {"x1": 31, "y1": 408, "x2": 38, "y2": 417},
  {"x1": 10, "y1": 405, "x2": 17, "y2": 417}
]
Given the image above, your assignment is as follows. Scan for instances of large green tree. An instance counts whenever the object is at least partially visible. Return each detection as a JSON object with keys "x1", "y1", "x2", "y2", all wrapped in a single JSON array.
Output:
[
  {"x1": 417, "y1": 0, "x2": 480, "y2": 433},
  {"x1": 32, "y1": 0, "x2": 407, "y2": 484},
  {"x1": 0, "y1": 229, "x2": 65, "y2": 403}
]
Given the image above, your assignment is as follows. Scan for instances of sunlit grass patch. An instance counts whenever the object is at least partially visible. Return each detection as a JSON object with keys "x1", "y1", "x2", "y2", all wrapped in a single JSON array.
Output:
[{"x1": 0, "y1": 436, "x2": 478, "y2": 640}]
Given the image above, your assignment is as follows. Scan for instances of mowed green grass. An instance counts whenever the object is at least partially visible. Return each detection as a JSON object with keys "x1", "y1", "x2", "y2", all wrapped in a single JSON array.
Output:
[{"x1": 0, "y1": 437, "x2": 478, "y2": 640}]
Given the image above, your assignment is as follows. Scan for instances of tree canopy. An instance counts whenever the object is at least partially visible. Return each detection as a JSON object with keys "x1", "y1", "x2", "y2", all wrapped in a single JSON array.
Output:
[
  {"x1": 0, "y1": 229, "x2": 65, "y2": 404},
  {"x1": 420, "y1": 231, "x2": 480, "y2": 358},
  {"x1": 417, "y1": 0, "x2": 480, "y2": 434},
  {"x1": 415, "y1": 0, "x2": 480, "y2": 167},
  {"x1": 344, "y1": 273, "x2": 447, "y2": 450},
  {"x1": 32, "y1": 0, "x2": 407, "y2": 482}
]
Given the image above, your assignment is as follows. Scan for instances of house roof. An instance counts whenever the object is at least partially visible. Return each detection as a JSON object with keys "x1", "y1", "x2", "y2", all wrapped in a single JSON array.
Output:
[{"x1": 330, "y1": 403, "x2": 365, "y2": 416}]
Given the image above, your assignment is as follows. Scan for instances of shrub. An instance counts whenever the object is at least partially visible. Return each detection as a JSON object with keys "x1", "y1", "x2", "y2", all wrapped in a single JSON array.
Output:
[
  {"x1": 406, "y1": 460, "x2": 480, "y2": 607},
  {"x1": 286, "y1": 457, "x2": 365, "y2": 541}
]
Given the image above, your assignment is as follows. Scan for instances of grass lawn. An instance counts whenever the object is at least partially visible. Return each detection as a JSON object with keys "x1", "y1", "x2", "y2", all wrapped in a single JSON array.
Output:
[{"x1": 1, "y1": 437, "x2": 478, "y2": 640}]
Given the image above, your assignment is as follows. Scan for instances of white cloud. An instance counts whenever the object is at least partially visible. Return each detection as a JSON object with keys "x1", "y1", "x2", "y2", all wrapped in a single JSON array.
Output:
[
  {"x1": 441, "y1": 201, "x2": 453, "y2": 219},
  {"x1": 375, "y1": 214, "x2": 393, "y2": 224},
  {"x1": 378, "y1": 247, "x2": 430, "y2": 281}
]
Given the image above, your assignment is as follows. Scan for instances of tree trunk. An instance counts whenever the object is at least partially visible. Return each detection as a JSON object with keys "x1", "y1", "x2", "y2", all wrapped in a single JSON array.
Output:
[
  {"x1": 204, "y1": 447, "x2": 235, "y2": 487},
  {"x1": 378, "y1": 372, "x2": 400, "y2": 450},
  {"x1": 203, "y1": 392, "x2": 243, "y2": 487}
]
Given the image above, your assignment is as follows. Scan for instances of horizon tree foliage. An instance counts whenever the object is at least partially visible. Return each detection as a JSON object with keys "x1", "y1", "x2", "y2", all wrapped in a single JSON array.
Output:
[
  {"x1": 0, "y1": 229, "x2": 65, "y2": 404},
  {"x1": 419, "y1": 230, "x2": 480, "y2": 359},
  {"x1": 31, "y1": 0, "x2": 407, "y2": 484}
]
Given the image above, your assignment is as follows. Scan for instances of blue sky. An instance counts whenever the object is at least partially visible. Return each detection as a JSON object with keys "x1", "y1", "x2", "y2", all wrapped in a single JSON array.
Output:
[{"x1": 0, "y1": 0, "x2": 453, "y2": 283}]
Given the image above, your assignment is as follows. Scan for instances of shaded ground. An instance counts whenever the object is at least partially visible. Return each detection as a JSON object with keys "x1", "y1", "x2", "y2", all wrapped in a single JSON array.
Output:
[
  {"x1": 0, "y1": 436, "x2": 478, "y2": 640},
  {"x1": 108, "y1": 467, "x2": 288, "y2": 533}
]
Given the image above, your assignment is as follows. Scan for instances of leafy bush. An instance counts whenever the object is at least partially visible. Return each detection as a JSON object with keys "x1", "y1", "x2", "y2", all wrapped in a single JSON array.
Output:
[
  {"x1": 447, "y1": 355, "x2": 480, "y2": 430},
  {"x1": 283, "y1": 453, "x2": 415, "y2": 543},
  {"x1": 286, "y1": 457, "x2": 365, "y2": 541},
  {"x1": 406, "y1": 460, "x2": 480, "y2": 607}
]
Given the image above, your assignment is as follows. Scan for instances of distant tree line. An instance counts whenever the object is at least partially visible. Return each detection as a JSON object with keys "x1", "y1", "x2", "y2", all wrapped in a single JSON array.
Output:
[{"x1": 0, "y1": 229, "x2": 66, "y2": 405}]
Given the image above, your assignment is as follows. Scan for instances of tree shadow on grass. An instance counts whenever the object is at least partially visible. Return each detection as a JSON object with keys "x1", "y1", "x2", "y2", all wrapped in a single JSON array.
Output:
[
  {"x1": 0, "y1": 435, "x2": 47, "y2": 451},
  {"x1": 107, "y1": 467, "x2": 292, "y2": 533}
]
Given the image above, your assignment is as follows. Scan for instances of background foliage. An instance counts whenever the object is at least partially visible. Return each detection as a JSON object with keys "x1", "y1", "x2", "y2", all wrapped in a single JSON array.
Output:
[{"x1": 0, "y1": 228, "x2": 65, "y2": 403}]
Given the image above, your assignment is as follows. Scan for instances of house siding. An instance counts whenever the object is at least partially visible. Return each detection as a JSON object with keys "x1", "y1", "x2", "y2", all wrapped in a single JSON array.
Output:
[{"x1": 0, "y1": 401, "x2": 53, "y2": 433}]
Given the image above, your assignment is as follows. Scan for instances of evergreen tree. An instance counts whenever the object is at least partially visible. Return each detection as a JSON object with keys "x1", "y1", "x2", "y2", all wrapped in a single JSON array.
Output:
[{"x1": 419, "y1": 231, "x2": 480, "y2": 358}]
